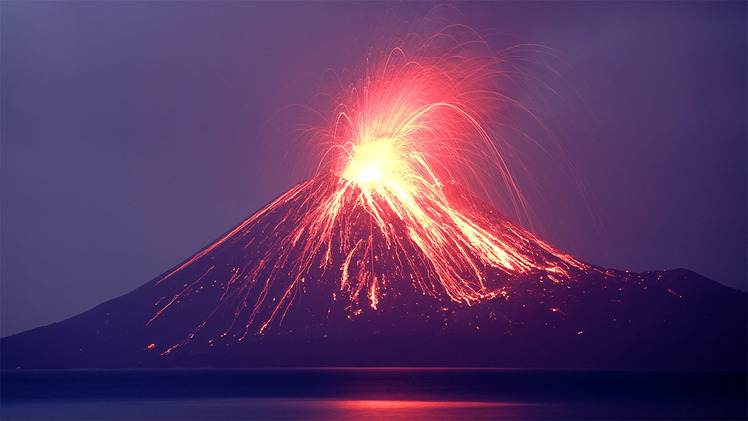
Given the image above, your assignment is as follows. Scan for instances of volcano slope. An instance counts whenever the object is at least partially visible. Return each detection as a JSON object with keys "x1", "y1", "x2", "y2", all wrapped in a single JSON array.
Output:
[{"x1": 2, "y1": 172, "x2": 745, "y2": 369}]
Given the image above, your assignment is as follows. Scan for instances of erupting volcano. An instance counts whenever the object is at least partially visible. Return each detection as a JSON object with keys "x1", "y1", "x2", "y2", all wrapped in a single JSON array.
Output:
[{"x1": 2, "y1": 15, "x2": 745, "y2": 370}]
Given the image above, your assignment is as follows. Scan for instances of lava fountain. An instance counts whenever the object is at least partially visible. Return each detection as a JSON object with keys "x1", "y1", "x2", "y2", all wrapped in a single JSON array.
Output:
[{"x1": 148, "y1": 13, "x2": 589, "y2": 353}]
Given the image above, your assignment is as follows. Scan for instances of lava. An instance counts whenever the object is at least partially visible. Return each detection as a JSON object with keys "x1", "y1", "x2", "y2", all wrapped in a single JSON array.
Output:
[{"x1": 148, "y1": 13, "x2": 590, "y2": 351}]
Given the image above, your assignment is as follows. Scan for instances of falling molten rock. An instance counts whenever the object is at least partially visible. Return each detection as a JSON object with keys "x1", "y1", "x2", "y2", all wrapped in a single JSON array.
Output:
[{"x1": 1, "y1": 173, "x2": 745, "y2": 369}]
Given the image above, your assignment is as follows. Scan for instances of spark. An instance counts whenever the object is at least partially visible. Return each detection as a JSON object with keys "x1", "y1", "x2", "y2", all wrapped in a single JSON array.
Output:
[{"x1": 147, "y1": 12, "x2": 590, "y2": 350}]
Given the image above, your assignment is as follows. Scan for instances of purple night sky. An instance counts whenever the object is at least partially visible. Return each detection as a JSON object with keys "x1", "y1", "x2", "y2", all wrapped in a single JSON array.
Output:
[{"x1": 2, "y1": 1, "x2": 745, "y2": 337}]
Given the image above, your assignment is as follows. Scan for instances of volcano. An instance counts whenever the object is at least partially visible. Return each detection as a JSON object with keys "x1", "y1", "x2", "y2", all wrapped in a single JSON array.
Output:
[{"x1": 2, "y1": 172, "x2": 745, "y2": 369}]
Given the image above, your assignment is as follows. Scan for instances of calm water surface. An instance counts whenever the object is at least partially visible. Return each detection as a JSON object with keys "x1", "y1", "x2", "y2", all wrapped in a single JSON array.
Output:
[{"x1": 2, "y1": 369, "x2": 745, "y2": 420}]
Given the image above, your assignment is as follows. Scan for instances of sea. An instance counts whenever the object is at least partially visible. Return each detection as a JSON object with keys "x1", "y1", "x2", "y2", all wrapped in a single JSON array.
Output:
[{"x1": 1, "y1": 368, "x2": 745, "y2": 420}]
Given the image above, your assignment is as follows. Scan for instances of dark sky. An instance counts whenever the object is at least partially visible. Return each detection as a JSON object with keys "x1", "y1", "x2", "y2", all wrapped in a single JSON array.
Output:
[{"x1": 2, "y1": 1, "x2": 745, "y2": 337}]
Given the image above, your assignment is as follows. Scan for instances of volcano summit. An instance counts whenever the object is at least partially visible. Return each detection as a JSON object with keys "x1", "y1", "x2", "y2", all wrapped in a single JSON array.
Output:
[{"x1": 2, "y1": 171, "x2": 745, "y2": 369}]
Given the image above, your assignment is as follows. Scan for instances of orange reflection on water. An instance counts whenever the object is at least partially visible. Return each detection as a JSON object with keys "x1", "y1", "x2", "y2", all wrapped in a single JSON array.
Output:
[{"x1": 325, "y1": 399, "x2": 526, "y2": 420}]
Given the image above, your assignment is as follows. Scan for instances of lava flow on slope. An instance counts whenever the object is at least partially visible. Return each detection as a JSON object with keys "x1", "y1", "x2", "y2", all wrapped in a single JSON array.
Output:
[{"x1": 143, "y1": 170, "x2": 595, "y2": 355}]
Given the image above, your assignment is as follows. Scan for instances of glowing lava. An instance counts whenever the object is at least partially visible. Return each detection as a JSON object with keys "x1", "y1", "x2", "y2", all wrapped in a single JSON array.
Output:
[
  {"x1": 148, "y1": 14, "x2": 591, "y2": 352},
  {"x1": 342, "y1": 138, "x2": 398, "y2": 184}
]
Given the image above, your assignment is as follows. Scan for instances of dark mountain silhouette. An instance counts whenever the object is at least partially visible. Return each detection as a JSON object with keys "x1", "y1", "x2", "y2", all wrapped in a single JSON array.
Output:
[{"x1": 2, "y1": 172, "x2": 746, "y2": 369}]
